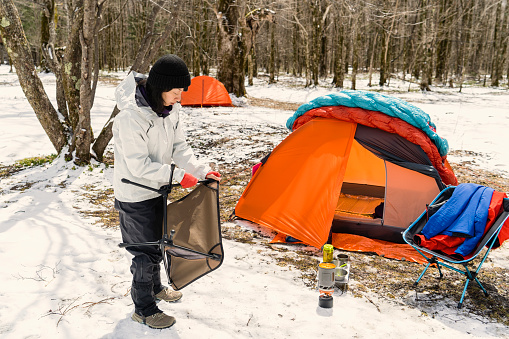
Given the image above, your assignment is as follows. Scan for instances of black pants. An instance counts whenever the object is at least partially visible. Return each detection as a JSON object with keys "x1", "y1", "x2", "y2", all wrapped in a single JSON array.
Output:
[{"x1": 115, "y1": 196, "x2": 165, "y2": 317}]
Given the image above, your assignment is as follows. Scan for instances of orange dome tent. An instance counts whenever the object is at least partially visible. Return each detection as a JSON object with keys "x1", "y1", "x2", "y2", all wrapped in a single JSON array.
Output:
[
  {"x1": 181, "y1": 75, "x2": 233, "y2": 107},
  {"x1": 235, "y1": 91, "x2": 457, "y2": 263}
]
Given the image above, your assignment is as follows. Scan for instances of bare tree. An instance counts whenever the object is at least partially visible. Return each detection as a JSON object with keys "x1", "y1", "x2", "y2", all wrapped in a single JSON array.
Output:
[
  {"x1": 292, "y1": 11, "x2": 312, "y2": 87},
  {"x1": 491, "y1": 0, "x2": 508, "y2": 87},
  {"x1": 209, "y1": 1, "x2": 274, "y2": 96},
  {"x1": 39, "y1": 0, "x2": 69, "y2": 118},
  {"x1": 212, "y1": 0, "x2": 249, "y2": 96},
  {"x1": 245, "y1": 7, "x2": 275, "y2": 85},
  {"x1": 72, "y1": 0, "x2": 105, "y2": 164},
  {"x1": 331, "y1": 1, "x2": 345, "y2": 88}
]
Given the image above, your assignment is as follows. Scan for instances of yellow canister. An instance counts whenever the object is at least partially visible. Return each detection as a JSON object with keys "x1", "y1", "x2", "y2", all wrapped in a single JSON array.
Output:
[
  {"x1": 322, "y1": 244, "x2": 334, "y2": 263},
  {"x1": 318, "y1": 262, "x2": 336, "y2": 269}
]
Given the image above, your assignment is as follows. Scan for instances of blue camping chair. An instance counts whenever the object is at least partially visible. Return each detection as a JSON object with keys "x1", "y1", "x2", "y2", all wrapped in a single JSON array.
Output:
[{"x1": 403, "y1": 186, "x2": 509, "y2": 308}]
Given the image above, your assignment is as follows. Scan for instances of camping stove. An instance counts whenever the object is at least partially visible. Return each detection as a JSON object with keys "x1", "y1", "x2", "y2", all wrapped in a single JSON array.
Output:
[
  {"x1": 318, "y1": 262, "x2": 335, "y2": 308},
  {"x1": 318, "y1": 262, "x2": 335, "y2": 294}
]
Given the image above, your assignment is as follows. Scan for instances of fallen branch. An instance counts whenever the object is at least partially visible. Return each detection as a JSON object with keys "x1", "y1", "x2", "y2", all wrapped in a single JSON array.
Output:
[{"x1": 364, "y1": 295, "x2": 381, "y2": 313}]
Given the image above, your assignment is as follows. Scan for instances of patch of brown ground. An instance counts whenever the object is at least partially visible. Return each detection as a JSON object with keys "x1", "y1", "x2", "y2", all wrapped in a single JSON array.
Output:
[{"x1": 247, "y1": 96, "x2": 301, "y2": 111}]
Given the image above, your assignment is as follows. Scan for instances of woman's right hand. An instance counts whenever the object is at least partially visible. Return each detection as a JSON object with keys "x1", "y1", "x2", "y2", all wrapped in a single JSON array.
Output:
[{"x1": 206, "y1": 171, "x2": 221, "y2": 182}]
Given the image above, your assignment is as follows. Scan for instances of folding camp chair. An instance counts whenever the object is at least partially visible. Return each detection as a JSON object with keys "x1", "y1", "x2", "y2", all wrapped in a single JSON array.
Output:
[
  {"x1": 118, "y1": 164, "x2": 224, "y2": 290},
  {"x1": 403, "y1": 186, "x2": 509, "y2": 308}
]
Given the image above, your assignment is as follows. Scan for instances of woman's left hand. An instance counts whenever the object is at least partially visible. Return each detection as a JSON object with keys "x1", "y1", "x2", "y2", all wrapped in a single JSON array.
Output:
[{"x1": 206, "y1": 171, "x2": 221, "y2": 182}]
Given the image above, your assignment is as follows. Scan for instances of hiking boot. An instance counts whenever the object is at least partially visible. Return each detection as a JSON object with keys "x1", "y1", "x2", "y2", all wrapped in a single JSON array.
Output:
[
  {"x1": 132, "y1": 311, "x2": 176, "y2": 329},
  {"x1": 155, "y1": 287, "x2": 183, "y2": 303}
]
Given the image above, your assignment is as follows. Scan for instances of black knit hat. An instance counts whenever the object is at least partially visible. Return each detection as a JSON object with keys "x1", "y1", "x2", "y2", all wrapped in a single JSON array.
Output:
[{"x1": 147, "y1": 54, "x2": 191, "y2": 91}]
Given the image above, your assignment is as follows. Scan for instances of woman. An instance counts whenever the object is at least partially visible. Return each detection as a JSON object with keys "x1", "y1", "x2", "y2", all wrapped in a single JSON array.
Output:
[{"x1": 113, "y1": 54, "x2": 220, "y2": 329}]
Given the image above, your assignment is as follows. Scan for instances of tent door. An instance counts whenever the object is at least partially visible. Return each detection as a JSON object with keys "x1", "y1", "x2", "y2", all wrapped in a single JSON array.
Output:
[
  {"x1": 383, "y1": 161, "x2": 441, "y2": 228},
  {"x1": 334, "y1": 139, "x2": 386, "y2": 222}
]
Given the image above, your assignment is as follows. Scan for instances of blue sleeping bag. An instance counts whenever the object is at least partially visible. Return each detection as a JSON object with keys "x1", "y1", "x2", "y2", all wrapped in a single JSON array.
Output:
[{"x1": 421, "y1": 183, "x2": 494, "y2": 256}]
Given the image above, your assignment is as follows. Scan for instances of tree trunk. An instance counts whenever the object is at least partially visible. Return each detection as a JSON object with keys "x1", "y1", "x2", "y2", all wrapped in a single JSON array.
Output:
[
  {"x1": 253, "y1": 49, "x2": 258, "y2": 78},
  {"x1": 368, "y1": 32, "x2": 378, "y2": 87},
  {"x1": 40, "y1": 0, "x2": 69, "y2": 122},
  {"x1": 200, "y1": 2, "x2": 210, "y2": 75},
  {"x1": 293, "y1": 12, "x2": 311, "y2": 87},
  {"x1": 379, "y1": 0, "x2": 399, "y2": 86},
  {"x1": 0, "y1": 0, "x2": 67, "y2": 152},
  {"x1": 245, "y1": 8, "x2": 275, "y2": 84},
  {"x1": 332, "y1": 17, "x2": 344, "y2": 88},
  {"x1": 490, "y1": 2, "x2": 508, "y2": 87},
  {"x1": 455, "y1": 0, "x2": 471, "y2": 92},
  {"x1": 215, "y1": 3, "x2": 274, "y2": 96},
  {"x1": 247, "y1": 52, "x2": 254, "y2": 86},
  {"x1": 435, "y1": 0, "x2": 450, "y2": 85},
  {"x1": 269, "y1": 21, "x2": 276, "y2": 84},
  {"x1": 419, "y1": 1, "x2": 432, "y2": 91},
  {"x1": 192, "y1": 0, "x2": 201, "y2": 77},
  {"x1": 62, "y1": 0, "x2": 83, "y2": 132},
  {"x1": 319, "y1": 3, "x2": 330, "y2": 79},
  {"x1": 73, "y1": 0, "x2": 100, "y2": 165},
  {"x1": 379, "y1": 24, "x2": 387, "y2": 86},
  {"x1": 292, "y1": 2, "x2": 299, "y2": 77},
  {"x1": 215, "y1": 0, "x2": 246, "y2": 96},
  {"x1": 310, "y1": 1, "x2": 319, "y2": 86},
  {"x1": 351, "y1": 26, "x2": 360, "y2": 90}
]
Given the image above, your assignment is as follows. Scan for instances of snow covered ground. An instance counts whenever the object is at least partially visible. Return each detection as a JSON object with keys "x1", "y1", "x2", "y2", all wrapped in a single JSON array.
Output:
[{"x1": 0, "y1": 65, "x2": 508, "y2": 338}]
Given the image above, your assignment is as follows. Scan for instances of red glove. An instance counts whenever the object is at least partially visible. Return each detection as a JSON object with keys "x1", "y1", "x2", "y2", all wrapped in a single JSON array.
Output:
[
  {"x1": 180, "y1": 173, "x2": 198, "y2": 188},
  {"x1": 206, "y1": 171, "x2": 221, "y2": 178}
]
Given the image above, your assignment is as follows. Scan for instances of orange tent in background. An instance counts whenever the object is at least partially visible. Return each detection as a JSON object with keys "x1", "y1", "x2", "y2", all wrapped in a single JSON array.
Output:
[{"x1": 181, "y1": 75, "x2": 233, "y2": 107}]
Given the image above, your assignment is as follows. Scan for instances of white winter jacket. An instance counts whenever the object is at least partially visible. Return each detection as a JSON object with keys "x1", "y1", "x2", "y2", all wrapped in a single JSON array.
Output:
[{"x1": 112, "y1": 72, "x2": 210, "y2": 202}]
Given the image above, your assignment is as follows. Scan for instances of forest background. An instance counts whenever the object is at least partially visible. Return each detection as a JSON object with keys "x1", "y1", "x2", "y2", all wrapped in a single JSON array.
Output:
[{"x1": 0, "y1": 0, "x2": 508, "y2": 166}]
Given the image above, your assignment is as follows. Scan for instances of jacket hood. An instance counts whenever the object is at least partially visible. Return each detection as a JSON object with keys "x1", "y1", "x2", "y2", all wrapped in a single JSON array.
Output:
[
  {"x1": 115, "y1": 72, "x2": 156, "y2": 121},
  {"x1": 134, "y1": 79, "x2": 151, "y2": 108},
  {"x1": 115, "y1": 71, "x2": 181, "y2": 120}
]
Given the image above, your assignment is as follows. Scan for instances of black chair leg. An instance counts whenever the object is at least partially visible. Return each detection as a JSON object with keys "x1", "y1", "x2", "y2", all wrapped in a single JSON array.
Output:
[{"x1": 436, "y1": 262, "x2": 443, "y2": 279}]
